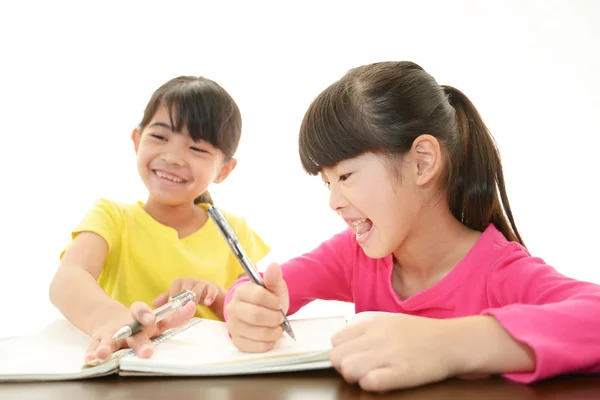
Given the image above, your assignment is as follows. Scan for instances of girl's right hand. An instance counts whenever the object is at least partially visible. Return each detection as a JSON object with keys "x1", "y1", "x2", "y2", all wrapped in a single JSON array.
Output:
[
  {"x1": 225, "y1": 262, "x2": 290, "y2": 353},
  {"x1": 84, "y1": 300, "x2": 196, "y2": 364}
]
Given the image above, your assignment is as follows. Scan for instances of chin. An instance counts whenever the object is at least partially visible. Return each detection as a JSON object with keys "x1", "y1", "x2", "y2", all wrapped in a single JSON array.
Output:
[{"x1": 359, "y1": 245, "x2": 392, "y2": 260}]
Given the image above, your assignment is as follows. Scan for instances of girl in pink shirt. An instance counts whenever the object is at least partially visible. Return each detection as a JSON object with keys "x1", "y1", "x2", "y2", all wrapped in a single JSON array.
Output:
[{"x1": 223, "y1": 61, "x2": 600, "y2": 392}]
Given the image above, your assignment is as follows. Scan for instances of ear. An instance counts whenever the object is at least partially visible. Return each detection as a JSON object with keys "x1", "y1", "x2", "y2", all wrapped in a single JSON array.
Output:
[
  {"x1": 213, "y1": 158, "x2": 237, "y2": 183},
  {"x1": 131, "y1": 128, "x2": 141, "y2": 153},
  {"x1": 410, "y1": 134, "x2": 443, "y2": 186}
]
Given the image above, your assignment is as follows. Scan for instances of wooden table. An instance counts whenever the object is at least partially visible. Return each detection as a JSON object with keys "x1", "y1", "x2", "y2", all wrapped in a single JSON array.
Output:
[{"x1": 1, "y1": 369, "x2": 599, "y2": 399}]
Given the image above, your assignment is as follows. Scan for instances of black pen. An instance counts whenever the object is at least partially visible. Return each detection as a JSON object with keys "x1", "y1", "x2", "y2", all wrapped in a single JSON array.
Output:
[{"x1": 207, "y1": 205, "x2": 296, "y2": 341}]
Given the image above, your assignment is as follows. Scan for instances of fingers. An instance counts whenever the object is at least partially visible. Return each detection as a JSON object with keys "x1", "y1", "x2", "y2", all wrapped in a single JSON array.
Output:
[
  {"x1": 168, "y1": 277, "x2": 196, "y2": 299},
  {"x1": 125, "y1": 333, "x2": 154, "y2": 359},
  {"x1": 229, "y1": 334, "x2": 278, "y2": 353},
  {"x1": 225, "y1": 281, "x2": 287, "y2": 353},
  {"x1": 151, "y1": 292, "x2": 169, "y2": 308},
  {"x1": 190, "y1": 280, "x2": 219, "y2": 306},
  {"x1": 358, "y1": 367, "x2": 405, "y2": 393},
  {"x1": 130, "y1": 301, "x2": 157, "y2": 326},
  {"x1": 332, "y1": 350, "x2": 385, "y2": 385},
  {"x1": 226, "y1": 315, "x2": 284, "y2": 342},
  {"x1": 235, "y1": 282, "x2": 281, "y2": 311},
  {"x1": 166, "y1": 278, "x2": 221, "y2": 307},
  {"x1": 156, "y1": 301, "x2": 196, "y2": 332},
  {"x1": 263, "y1": 263, "x2": 287, "y2": 297},
  {"x1": 84, "y1": 337, "x2": 102, "y2": 363},
  {"x1": 202, "y1": 284, "x2": 220, "y2": 306},
  {"x1": 230, "y1": 299, "x2": 284, "y2": 327},
  {"x1": 85, "y1": 334, "x2": 121, "y2": 363}
]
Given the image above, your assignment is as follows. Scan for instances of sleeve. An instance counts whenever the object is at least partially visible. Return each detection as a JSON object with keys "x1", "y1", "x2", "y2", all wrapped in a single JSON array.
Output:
[
  {"x1": 481, "y1": 243, "x2": 600, "y2": 383},
  {"x1": 224, "y1": 229, "x2": 356, "y2": 320},
  {"x1": 59, "y1": 198, "x2": 122, "y2": 260}
]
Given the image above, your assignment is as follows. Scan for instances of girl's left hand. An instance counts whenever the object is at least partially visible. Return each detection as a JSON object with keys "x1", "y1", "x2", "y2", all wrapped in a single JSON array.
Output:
[{"x1": 329, "y1": 314, "x2": 462, "y2": 392}]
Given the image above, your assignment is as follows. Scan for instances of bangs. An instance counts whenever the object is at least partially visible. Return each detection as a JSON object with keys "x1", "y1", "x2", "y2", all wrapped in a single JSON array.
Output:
[
  {"x1": 141, "y1": 77, "x2": 241, "y2": 158},
  {"x1": 161, "y1": 81, "x2": 231, "y2": 147},
  {"x1": 299, "y1": 82, "x2": 376, "y2": 175}
]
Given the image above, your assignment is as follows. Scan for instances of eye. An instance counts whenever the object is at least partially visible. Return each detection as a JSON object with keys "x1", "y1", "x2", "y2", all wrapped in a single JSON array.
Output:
[
  {"x1": 338, "y1": 173, "x2": 352, "y2": 182},
  {"x1": 190, "y1": 146, "x2": 209, "y2": 153},
  {"x1": 323, "y1": 181, "x2": 331, "y2": 189},
  {"x1": 150, "y1": 134, "x2": 167, "y2": 141}
]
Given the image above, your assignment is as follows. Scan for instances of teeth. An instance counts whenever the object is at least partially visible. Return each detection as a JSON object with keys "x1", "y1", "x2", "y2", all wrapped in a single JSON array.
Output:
[
  {"x1": 350, "y1": 219, "x2": 367, "y2": 226},
  {"x1": 155, "y1": 171, "x2": 184, "y2": 183}
]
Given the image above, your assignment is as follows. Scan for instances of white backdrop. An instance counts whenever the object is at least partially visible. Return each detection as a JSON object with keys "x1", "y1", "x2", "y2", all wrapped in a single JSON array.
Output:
[{"x1": 0, "y1": 0, "x2": 598, "y2": 338}]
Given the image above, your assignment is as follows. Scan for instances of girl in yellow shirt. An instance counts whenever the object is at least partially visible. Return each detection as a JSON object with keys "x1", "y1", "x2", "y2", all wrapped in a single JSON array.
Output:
[{"x1": 49, "y1": 76, "x2": 270, "y2": 364}]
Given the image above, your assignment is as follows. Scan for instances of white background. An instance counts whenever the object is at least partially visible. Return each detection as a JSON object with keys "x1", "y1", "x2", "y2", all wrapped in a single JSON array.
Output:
[{"x1": 0, "y1": 0, "x2": 598, "y2": 338}]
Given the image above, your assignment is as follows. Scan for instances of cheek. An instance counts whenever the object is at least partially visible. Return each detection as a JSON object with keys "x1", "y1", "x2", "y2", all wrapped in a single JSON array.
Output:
[
  {"x1": 190, "y1": 160, "x2": 218, "y2": 183},
  {"x1": 370, "y1": 181, "x2": 415, "y2": 230}
]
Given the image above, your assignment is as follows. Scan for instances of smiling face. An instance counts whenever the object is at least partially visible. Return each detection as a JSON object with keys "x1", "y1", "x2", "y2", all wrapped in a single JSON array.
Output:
[
  {"x1": 133, "y1": 106, "x2": 236, "y2": 206},
  {"x1": 321, "y1": 153, "x2": 417, "y2": 258},
  {"x1": 321, "y1": 137, "x2": 443, "y2": 259}
]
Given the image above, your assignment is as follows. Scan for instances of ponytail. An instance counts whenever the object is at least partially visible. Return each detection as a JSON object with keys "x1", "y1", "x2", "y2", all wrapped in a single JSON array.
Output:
[
  {"x1": 442, "y1": 85, "x2": 524, "y2": 246},
  {"x1": 194, "y1": 191, "x2": 214, "y2": 205}
]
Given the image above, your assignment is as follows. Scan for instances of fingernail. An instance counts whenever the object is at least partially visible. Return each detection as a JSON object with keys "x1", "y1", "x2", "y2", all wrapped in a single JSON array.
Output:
[{"x1": 142, "y1": 313, "x2": 153, "y2": 324}]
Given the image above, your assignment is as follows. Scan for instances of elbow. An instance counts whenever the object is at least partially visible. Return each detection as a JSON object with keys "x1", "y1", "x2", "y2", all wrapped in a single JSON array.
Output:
[{"x1": 48, "y1": 268, "x2": 65, "y2": 308}]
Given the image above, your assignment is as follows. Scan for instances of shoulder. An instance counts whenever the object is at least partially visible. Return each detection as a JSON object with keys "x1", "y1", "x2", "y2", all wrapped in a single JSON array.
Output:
[
  {"x1": 87, "y1": 198, "x2": 130, "y2": 215},
  {"x1": 477, "y1": 224, "x2": 558, "y2": 278},
  {"x1": 286, "y1": 228, "x2": 363, "y2": 264},
  {"x1": 80, "y1": 198, "x2": 139, "y2": 229}
]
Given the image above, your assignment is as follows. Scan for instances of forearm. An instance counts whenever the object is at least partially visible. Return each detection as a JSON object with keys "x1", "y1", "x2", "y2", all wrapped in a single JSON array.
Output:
[
  {"x1": 447, "y1": 315, "x2": 536, "y2": 376},
  {"x1": 49, "y1": 266, "x2": 128, "y2": 334}
]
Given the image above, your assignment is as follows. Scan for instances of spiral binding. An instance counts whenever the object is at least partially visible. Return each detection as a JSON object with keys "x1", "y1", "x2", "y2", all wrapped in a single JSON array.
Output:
[{"x1": 152, "y1": 317, "x2": 202, "y2": 346}]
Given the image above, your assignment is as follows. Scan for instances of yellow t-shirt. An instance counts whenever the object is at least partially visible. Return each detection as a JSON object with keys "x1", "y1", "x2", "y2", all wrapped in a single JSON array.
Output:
[{"x1": 60, "y1": 198, "x2": 270, "y2": 321}]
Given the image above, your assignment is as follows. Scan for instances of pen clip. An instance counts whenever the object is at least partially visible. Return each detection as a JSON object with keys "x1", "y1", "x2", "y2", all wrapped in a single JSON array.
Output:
[{"x1": 207, "y1": 206, "x2": 238, "y2": 244}]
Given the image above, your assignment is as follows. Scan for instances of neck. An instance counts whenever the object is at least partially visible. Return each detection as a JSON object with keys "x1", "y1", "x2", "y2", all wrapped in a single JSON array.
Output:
[
  {"x1": 142, "y1": 198, "x2": 206, "y2": 232},
  {"x1": 392, "y1": 202, "x2": 481, "y2": 281}
]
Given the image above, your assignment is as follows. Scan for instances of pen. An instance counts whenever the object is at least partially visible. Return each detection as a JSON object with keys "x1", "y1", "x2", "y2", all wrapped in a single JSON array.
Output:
[
  {"x1": 112, "y1": 290, "x2": 197, "y2": 341},
  {"x1": 207, "y1": 205, "x2": 296, "y2": 341}
]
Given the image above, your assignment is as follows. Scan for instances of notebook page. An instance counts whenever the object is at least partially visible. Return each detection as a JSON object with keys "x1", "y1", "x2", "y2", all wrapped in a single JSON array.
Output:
[
  {"x1": 0, "y1": 319, "x2": 118, "y2": 381},
  {"x1": 121, "y1": 316, "x2": 347, "y2": 372}
]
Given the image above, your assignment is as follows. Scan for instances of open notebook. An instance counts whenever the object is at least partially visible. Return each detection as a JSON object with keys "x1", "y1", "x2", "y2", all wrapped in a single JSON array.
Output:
[{"x1": 0, "y1": 313, "x2": 383, "y2": 382}]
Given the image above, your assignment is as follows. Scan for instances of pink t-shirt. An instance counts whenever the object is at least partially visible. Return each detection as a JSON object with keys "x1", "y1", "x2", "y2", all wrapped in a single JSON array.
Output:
[{"x1": 225, "y1": 224, "x2": 600, "y2": 383}]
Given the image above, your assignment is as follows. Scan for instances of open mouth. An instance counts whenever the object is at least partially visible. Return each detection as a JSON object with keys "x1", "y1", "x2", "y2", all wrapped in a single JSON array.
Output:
[
  {"x1": 349, "y1": 218, "x2": 373, "y2": 241},
  {"x1": 153, "y1": 170, "x2": 187, "y2": 184}
]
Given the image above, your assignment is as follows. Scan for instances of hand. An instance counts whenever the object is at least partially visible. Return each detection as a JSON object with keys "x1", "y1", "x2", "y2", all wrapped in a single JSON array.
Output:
[
  {"x1": 225, "y1": 262, "x2": 289, "y2": 353},
  {"x1": 84, "y1": 300, "x2": 196, "y2": 364},
  {"x1": 330, "y1": 314, "x2": 460, "y2": 393},
  {"x1": 152, "y1": 277, "x2": 226, "y2": 319}
]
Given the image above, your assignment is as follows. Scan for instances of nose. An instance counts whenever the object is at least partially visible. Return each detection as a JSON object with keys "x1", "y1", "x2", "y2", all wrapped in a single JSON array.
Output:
[
  {"x1": 328, "y1": 183, "x2": 348, "y2": 212},
  {"x1": 161, "y1": 148, "x2": 185, "y2": 167}
]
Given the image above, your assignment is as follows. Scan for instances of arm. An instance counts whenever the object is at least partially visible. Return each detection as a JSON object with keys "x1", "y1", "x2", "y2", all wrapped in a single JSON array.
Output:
[
  {"x1": 225, "y1": 229, "x2": 356, "y2": 317},
  {"x1": 477, "y1": 244, "x2": 600, "y2": 382},
  {"x1": 49, "y1": 232, "x2": 129, "y2": 335}
]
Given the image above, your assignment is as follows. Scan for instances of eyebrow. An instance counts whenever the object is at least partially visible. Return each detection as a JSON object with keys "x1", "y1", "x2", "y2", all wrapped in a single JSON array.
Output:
[{"x1": 148, "y1": 122, "x2": 174, "y2": 131}]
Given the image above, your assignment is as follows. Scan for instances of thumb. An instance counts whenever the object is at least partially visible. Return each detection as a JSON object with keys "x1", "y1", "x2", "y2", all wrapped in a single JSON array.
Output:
[{"x1": 263, "y1": 263, "x2": 289, "y2": 311}]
